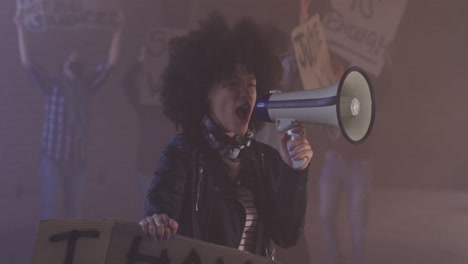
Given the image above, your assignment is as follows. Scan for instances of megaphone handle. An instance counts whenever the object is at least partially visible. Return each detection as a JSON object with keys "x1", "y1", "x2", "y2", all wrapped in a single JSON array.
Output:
[{"x1": 286, "y1": 130, "x2": 308, "y2": 169}]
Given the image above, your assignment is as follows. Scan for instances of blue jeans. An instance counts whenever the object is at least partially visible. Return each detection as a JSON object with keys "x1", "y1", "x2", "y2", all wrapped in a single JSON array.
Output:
[
  {"x1": 319, "y1": 150, "x2": 372, "y2": 264},
  {"x1": 40, "y1": 156, "x2": 85, "y2": 219}
]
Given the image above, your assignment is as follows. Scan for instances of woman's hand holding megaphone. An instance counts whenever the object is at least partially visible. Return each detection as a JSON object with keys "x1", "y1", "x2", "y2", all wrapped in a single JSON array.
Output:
[{"x1": 278, "y1": 125, "x2": 313, "y2": 170}]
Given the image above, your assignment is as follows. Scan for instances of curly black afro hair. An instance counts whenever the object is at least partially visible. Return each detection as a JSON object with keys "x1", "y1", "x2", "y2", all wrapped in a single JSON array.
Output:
[{"x1": 159, "y1": 12, "x2": 283, "y2": 134}]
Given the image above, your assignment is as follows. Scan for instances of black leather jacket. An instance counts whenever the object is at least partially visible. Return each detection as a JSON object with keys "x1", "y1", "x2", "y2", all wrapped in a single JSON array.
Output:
[{"x1": 145, "y1": 133, "x2": 308, "y2": 258}]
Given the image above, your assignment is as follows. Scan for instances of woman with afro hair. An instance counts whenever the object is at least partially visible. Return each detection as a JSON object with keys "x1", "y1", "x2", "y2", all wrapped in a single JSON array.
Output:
[{"x1": 139, "y1": 12, "x2": 314, "y2": 258}]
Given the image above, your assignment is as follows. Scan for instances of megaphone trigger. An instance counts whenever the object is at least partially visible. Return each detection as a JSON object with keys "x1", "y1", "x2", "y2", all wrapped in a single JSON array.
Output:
[{"x1": 276, "y1": 118, "x2": 299, "y2": 133}]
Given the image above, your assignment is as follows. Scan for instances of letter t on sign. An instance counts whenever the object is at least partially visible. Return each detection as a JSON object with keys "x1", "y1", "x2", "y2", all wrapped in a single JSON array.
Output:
[{"x1": 49, "y1": 230, "x2": 100, "y2": 264}]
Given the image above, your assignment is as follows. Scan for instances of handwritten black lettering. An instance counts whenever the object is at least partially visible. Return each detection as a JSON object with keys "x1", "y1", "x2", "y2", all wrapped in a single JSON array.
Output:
[
  {"x1": 324, "y1": 9, "x2": 388, "y2": 62},
  {"x1": 127, "y1": 236, "x2": 171, "y2": 264},
  {"x1": 20, "y1": 0, "x2": 117, "y2": 30},
  {"x1": 351, "y1": 0, "x2": 372, "y2": 19},
  {"x1": 293, "y1": 19, "x2": 327, "y2": 73},
  {"x1": 293, "y1": 17, "x2": 337, "y2": 87},
  {"x1": 49, "y1": 230, "x2": 100, "y2": 264},
  {"x1": 293, "y1": 32, "x2": 312, "y2": 68},
  {"x1": 293, "y1": 20, "x2": 323, "y2": 68},
  {"x1": 182, "y1": 249, "x2": 201, "y2": 264},
  {"x1": 350, "y1": 0, "x2": 383, "y2": 19},
  {"x1": 17, "y1": 0, "x2": 45, "y2": 31},
  {"x1": 305, "y1": 21, "x2": 322, "y2": 66}
]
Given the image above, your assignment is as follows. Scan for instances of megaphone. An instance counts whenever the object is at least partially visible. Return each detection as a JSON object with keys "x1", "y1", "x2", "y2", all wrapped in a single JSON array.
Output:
[{"x1": 254, "y1": 66, "x2": 375, "y2": 168}]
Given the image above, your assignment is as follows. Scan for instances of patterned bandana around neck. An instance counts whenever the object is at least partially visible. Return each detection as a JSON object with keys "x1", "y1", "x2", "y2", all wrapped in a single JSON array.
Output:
[{"x1": 201, "y1": 115, "x2": 254, "y2": 162}]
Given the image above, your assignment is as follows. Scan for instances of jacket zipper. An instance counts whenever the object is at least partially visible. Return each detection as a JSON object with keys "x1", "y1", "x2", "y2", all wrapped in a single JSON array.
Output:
[
  {"x1": 260, "y1": 152, "x2": 275, "y2": 260},
  {"x1": 260, "y1": 153, "x2": 266, "y2": 178},
  {"x1": 195, "y1": 166, "x2": 203, "y2": 211}
]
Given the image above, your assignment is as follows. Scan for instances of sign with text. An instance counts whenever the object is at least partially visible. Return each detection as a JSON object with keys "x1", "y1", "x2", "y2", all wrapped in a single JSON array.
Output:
[
  {"x1": 16, "y1": 0, "x2": 45, "y2": 32},
  {"x1": 291, "y1": 14, "x2": 336, "y2": 90},
  {"x1": 322, "y1": 0, "x2": 408, "y2": 76},
  {"x1": 32, "y1": 219, "x2": 281, "y2": 264},
  {"x1": 139, "y1": 27, "x2": 187, "y2": 105},
  {"x1": 16, "y1": 0, "x2": 120, "y2": 32}
]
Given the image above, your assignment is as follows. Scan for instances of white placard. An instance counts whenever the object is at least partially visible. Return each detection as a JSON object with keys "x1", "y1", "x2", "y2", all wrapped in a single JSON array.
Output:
[
  {"x1": 16, "y1": 0, "x2": 120, "y2": 32},
  {"x1": 322, "y1": 0, "x2": 408, "y2": 76}
]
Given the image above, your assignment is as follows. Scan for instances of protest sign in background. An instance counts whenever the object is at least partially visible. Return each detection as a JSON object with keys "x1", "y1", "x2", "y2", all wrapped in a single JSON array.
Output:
[
  {"x1": 16, "y1": 0, "x2": 121, "y2": 32},
  {"x1": 322, "y1": 0, "x2": 408, "y2": 77},
  {"x1": 292, "y1": 14, "x2": 336, "y2": 90}
]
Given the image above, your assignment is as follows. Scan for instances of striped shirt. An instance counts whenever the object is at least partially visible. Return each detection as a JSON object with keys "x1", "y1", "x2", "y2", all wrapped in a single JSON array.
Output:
[
  {"x1": 237, "y1": 187, "x2": 258, "y2": 253},
  {"x1": 27, "y1": 64, "x2": 111, "y2": 163}
]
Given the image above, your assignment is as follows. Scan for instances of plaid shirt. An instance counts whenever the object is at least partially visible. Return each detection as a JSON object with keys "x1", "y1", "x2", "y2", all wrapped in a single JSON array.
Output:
[{"x1": 27, "y1": 64, "x2": 111, "y2": 164}]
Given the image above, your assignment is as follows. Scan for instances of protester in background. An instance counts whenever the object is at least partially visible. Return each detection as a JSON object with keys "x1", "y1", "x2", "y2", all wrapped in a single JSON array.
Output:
[
  {"x1": 319, "y1": 47, "x2": 396, "y2": 264},
  {"x1": 14, "y1": 9, "x2": 124, "y2": 219}
]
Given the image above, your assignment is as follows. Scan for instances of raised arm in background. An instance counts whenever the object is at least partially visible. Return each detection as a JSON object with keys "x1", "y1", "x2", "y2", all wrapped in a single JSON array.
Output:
[
  {"x1": 14, "y1": 10, "x2": 32, "y2": 68},
  {"x1": 107, "y1": 9, "x2": 126, "y2": 68}
]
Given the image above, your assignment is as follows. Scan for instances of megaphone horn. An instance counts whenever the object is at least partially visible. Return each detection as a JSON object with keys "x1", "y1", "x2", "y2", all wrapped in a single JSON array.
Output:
[{"x1": 254, "y1": 65, "x2": 375, "y2": 147}]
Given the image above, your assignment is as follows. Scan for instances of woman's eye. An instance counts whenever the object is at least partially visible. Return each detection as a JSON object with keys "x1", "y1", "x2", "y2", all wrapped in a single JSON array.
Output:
[{"x1": 225, "y1": 81, "x2": 239, "y2": 87}]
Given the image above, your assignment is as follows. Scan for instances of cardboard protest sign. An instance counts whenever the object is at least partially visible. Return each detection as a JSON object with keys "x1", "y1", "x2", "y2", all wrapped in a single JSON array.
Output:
[
  {"x1": 32, "y1": 219, "x2": 282, "y2": 264},
  {"x1": 138, "y1": 27, "x2": 187, "y2": 105},
  {"x1": 16, "y1": 0, "x2": 46, "y2": 32},
  {"x1": 322, "y1": 0, "x2": 408, "y2": 76},
  {"x1": 291, "y1": 14, "x2": 336, "y2": 90},
  {"x1": 16, "y1": 0, "x2": 121, "y2": 32}
]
